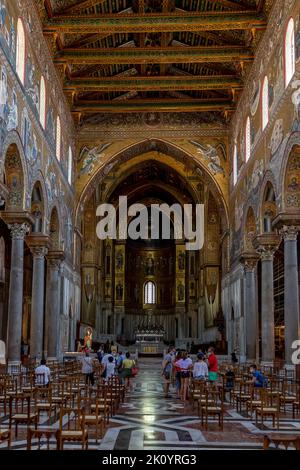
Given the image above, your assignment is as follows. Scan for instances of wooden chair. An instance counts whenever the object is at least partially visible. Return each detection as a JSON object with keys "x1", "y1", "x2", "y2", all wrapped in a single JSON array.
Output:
[
  {"x1": 27, "y1": 426, "x2": 58, "y2": 450},
  {"x1": 80, "y1": 397, "x2": 104, "y2": 443},
  {"x1": 263, "y1": 434, "x2": 300, "y2": 450},
  {"x1": 246, "y1": 386, "x2": 263, "y2": 418},
  {"x1": 200, "y1": 388, "x2": 224, "y2": 430},
  {"x1": 0, "y1": 424, "x2": 11, "y2": 449},
  {"x1": 36, "y1": 386, "x2": 57, "y2": 423},
  {"x1": 292, "y1": 385, "x2": 300, "y2": 419},
  {"x1": 233, "y1": 381, "x2": 253, "y2": 413},
  {"x1": 92, "y1": 386, "x2": 111, "y2": 424},
  {"x1": 280, "y1": 380, "x2": 297, "y2": 413},
  {"x1": 56, "y1": 406, "x2": 88, "y2": 450},
  {"x1": 9, "y1": 393, "x2": 38, "y2": 438},
  {"x1": 255, "y1": 389, "x2": 280, "y2": 430}
]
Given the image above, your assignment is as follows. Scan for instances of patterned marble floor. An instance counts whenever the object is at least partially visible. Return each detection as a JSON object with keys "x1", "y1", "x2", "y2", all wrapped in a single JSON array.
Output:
[{"x1": 1, "y1": 357, "x2": 300, "y2": 450}]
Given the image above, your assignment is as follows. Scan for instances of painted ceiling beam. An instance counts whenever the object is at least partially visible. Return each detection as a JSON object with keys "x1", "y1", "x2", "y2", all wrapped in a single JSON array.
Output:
[
  {"x1": 54, "y1": 46, "x2": 254, "y2": 64},
  {"x1": 72, "y1": 98, "x2": 235, "y2": 113},
  {"x1": 44, "y1": 11, "x2": 267, "y2": 34},
  {"x1": 64, "y1": 75, "x2": 243, "y2": 92},
  {"x1": 60, "y1": 0, "x2": 107, "y2": 14}
]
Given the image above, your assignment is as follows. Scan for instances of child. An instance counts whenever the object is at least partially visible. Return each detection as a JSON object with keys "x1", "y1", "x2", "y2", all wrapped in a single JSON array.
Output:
[
  {"x1": 105, "y1": 355, "x2": 116, "y2": 380},
  {"x1": 193, "y1": 353, "x2": 208, "y2": 380}
]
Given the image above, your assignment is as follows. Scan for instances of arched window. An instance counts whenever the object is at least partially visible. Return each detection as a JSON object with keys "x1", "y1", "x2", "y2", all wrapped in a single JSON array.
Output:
[
  {"x1": 39, "y1": 76, "x2": 46, "y2": 129},
  {"x1": 262, "y1": 76, "x2": 269, "y2": 131},
  {"x1": 16, "y1": 18, "x2": 25, "y2": 84},
  {"x1": 233, "y1": 144, "x2": 238, "y2": 185},
  {"x1": 285, "y1": 18, "x2": 295, "y2": 87},
  {"x1": 56, "y1": 116, "x2": 61, "y2": 161},
  {"x1": 245, "y1": 116, "x2": 251, "y2": 162},
  {"x1": 144, "y1": 281, "x2": 156, "y2": 304},
  {"x1": 68, "y1": 146, "x2": 72, "y2": 184}
]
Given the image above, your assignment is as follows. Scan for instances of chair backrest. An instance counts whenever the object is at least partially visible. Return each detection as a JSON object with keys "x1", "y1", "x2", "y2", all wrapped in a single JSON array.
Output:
[{"x1": 59, "y1": 406, "x2": 85, "y2": 431}]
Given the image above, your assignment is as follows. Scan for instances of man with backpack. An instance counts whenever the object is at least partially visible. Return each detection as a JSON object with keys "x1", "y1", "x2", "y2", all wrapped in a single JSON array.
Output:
[
  {"x1": 162, "y1": 348, "x2": 173, "y2": 398},
  {"x1": 250, "y1": 364, "x2": 268, "y2": 388}
]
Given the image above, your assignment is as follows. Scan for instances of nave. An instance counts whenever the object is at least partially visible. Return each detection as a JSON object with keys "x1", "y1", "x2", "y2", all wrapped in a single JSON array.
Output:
[{"x1": 1, "y1": 358, "x2": 300, "y2": 451}]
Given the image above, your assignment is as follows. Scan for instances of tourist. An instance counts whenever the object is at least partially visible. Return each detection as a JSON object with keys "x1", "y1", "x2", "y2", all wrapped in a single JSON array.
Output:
[
  {"x1": 224, "y1": 365, "x2": 235, "y2": 401},
  {"x1": 193, "y1": 353, "x2": 208, "y2": 381},
  {"x1": 162, "y1": 347, "x2": 173, "y2": 398},
  {"x1": 174, "y1": 350, "x2": 182, "y2": 398},
  {"x1": 207, "y1": 346, "x2": 218, "y2": 382},
  {"x1": 105, "y1": 355, "x2": 116, "y2": 380},
  {"x1": 231, "y1": 349, "x2": 238, "y2": 364},
  {"x1": 101, "y1": 352, "x2": 114, "y2": 379},
  {"x1": 250, "y1": 364, "x2": 267, "y2": 388},
  {"x1": 177, "y1": 351, "x2": 193, "y2": 402},
  {"x1": 122, "y1": 352, "x2": 135, "y2": 390},
  {"x1": 81, "y1": 351, "x2": 95, "y2": 386},
  {"x1": 35, "y1": 359, "x2": 51, "y2": 386},
  {"x1": 97, "y1": 346, "x2": 104, "y2": 363}
]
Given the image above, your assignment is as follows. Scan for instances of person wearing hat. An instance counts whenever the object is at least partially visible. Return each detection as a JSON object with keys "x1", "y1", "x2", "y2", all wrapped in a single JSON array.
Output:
[{"x1": 193, "y1": 352, "x2": 208, "y2": 381}]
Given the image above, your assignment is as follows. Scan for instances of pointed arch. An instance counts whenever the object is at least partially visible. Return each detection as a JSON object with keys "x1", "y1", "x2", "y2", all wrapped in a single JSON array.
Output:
[
  {"x1": 260, "y1": 180, "x2": 278, "y2": 233},
  {"x1": 49, "y1": 206, "x2": 60, "y2": 249},
  {"x1": 4, "y1": 143, "x2": 24, "y2": 210},
  {"x1": 31, "y1": 181, "x2": 44, "y2": 233}
]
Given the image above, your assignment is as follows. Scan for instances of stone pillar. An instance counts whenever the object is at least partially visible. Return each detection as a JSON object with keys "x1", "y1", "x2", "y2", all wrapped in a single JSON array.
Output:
[
  {"x1": 254, "y1": 234, "x2": 281, "y2": 364},
  {"x1": 6, "y1": 223, "x2": 30, "y2": 364},
  {"x1": 281, "y1": 226, "x2": 300, "y2": 364},
  {"x1": 240, "y1": 255, "x2": 259, "y2": 361},
  {"x1": 46, "y1": 251, "x2": 65, "y2": 360},
  {"x1": 260, "y1": 249, "x2": 276, "y2": 363},
  {"x1": 28, "y1": 242, "x2": 48, "y2": 360}
]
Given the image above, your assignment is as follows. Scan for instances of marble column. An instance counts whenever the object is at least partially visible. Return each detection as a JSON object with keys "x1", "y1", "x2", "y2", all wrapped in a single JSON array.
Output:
[
  {"x1": 46, "y1": 253, "x2": 64, "y2": 359},
  {"x1": 243, "y1": 259, "x2": 258, "y2": 361},
  {"x1": 259, "y1": 249, "x2": 276, "y2": 363},
  {"x1": 7, "y1": 223, "x2": 30, "y2": 364},
  {"x1": 281, "y1": 226, "x2": 300, "y2": 364},
  {"x1": 29, "y1": 246, "x2": 48, "y2": 360}
]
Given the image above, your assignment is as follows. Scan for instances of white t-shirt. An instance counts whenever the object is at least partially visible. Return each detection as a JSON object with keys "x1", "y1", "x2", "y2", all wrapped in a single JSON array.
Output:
[
  {"x1": 35, "y1": 365, "x2": 51, "y2": 385},
  {"x1": 193, "y1": 361, "x2": 208, "y2": 378},
  {"x1": 106, "y1": 361, "x2": 115, "y2": 379},
  {"x1": 101, "y1": 354, "x2": 114, "y2": 366},
  {"x1": 177, "y1": 357, "x2": 193, "y2": 371},
  {"x1": 81, "y1": 356, "x2": 93, "y2": 374}
]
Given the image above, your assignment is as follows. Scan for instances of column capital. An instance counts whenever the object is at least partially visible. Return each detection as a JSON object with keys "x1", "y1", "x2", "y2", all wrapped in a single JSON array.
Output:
[
  {"x1": 239, "y1": 252, "x2": 259, "y2": 272},
  {"x1": 280, "y1": 225, "x2": 299, "y2": 242},
  {"x1": 26, "y1": 234, "x2": 51, "y2": 258},
  {"x1": 253, "y1": 233, "x2": 281, "y2": 261},
  {"x1": 8, "y1": 222, "x2": 31, "y2": 240}
]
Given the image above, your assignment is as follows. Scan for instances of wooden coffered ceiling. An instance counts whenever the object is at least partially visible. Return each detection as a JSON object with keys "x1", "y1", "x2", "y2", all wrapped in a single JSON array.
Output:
[{"x1": 39, "y1": 0, "x2": 273, "y2": 126}]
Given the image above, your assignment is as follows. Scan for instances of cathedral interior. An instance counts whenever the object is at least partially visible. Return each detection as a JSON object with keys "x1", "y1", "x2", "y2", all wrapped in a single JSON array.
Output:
[{"x1": 0, "y1": 0, "x2": 300, "y2": 455}]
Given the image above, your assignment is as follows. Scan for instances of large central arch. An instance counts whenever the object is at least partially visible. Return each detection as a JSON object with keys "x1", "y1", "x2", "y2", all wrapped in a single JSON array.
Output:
[{"x1": 75, "y1": 139, "x2": 229, "y2": 231}]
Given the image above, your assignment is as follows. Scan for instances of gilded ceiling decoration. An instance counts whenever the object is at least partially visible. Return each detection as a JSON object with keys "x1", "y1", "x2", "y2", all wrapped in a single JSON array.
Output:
[{"x1": 40, "y1": 0, "x2": 274, "y2": 126}]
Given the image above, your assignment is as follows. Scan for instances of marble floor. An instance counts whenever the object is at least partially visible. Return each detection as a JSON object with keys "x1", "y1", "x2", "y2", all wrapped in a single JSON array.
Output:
[{"x1": 1, "y1": 357, "x2": 300, "y2": 450}]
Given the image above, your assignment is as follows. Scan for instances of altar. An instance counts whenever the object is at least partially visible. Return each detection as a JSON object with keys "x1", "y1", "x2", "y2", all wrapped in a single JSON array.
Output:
[{"x1": 134, "y1": 318, "x2": 166, "y2": 356}]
